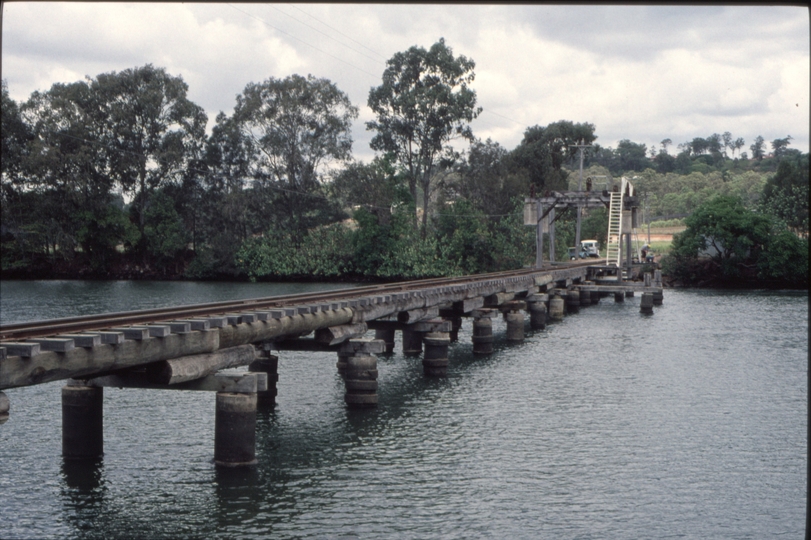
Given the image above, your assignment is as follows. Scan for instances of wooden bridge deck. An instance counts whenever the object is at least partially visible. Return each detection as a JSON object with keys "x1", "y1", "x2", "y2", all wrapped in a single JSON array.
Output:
[
  {"x1": 0, "y1": 263, "x2": 613, "y2": 390},
  {"x1": 0, "y1": 262, "x2": 665, "y2": 464}
]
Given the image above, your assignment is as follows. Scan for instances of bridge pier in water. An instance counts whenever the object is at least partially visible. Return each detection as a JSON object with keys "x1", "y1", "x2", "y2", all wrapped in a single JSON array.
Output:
[
  {"x1": 0, "y1": 392, "x2": 9, "y2": 424},
  {"x1": 401, "y1": 328, "x2": 423, "y2": 356},
  {"x1": 527, "y1": 294, "x2": 547, "y2": 330},
  {"x1": 374, "y1": 328, "x2": 396, "y2": 354},
  {"x1": 214, "y1": 392, "x2": 258, "y2": 467},
  {"x1": 341, "y1": 339, "x2": 384, "y2": 409},
  {"x1": 472, "y1": 309, "x2": 496, "y2": 355},
  {"x1": 503, "y1": 301, "x2": 526, "y2": 343},
  {"x1": 62, "y1": 381, "x2": 104, "y2": 459},
  {"x1": 423, "y1": 332, "x2": 450, "y2": 377},
  {"x1": 249, "y1": 347, "x2": 278, "y2": 408}
]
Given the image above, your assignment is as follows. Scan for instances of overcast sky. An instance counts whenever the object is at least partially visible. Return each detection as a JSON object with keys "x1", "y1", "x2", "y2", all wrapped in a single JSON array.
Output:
[{"x1": 2, "y1": 3, "x2": 809, "y2": 163}]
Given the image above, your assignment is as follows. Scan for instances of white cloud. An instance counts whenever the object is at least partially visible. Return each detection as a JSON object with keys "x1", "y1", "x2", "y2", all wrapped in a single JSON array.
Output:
[{"x1": 2, "y1": 3, "x2": 808, "y2": 158}]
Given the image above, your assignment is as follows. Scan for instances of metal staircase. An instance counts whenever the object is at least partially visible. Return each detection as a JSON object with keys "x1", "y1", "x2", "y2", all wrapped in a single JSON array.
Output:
[{"x1": 605, "y1": 181, "x2": 624, "y2": 267}]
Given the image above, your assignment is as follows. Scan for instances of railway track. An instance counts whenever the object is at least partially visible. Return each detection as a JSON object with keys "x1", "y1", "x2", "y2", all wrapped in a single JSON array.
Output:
[{"x1": 0, "y1": 264, "x2": 593, "y2": 342}]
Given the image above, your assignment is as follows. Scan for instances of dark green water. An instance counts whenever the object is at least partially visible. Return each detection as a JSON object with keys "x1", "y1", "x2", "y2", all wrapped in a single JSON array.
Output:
[{"x1": 0, "y1": 281, "x2": 807, "y2": 539}]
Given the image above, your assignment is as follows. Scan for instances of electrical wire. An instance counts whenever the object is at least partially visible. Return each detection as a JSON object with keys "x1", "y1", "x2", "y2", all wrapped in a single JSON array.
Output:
[{"x1": 226, "y1": 4, "x2": 381, "y2": 80}]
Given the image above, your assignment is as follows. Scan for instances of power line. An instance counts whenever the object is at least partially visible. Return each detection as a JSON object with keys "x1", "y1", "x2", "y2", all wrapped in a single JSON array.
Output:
[
  {"x1": 226, "y1": 4, "x2": 380, "y2": 80},
  {"x1": 285, "y1": 3, "x2": 388, "y2": 61},
  {"x1": 227, "y1": 4, "x2": 527, "y2": 137},
  {"x1": 268, "y1": 4, "x2": 385, "y2": 65}
]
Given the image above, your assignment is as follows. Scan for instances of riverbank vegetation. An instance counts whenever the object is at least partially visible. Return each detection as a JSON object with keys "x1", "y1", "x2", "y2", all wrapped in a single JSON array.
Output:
[{"x1": 2, "y1": 41, "x2": 807, "y2": 288}]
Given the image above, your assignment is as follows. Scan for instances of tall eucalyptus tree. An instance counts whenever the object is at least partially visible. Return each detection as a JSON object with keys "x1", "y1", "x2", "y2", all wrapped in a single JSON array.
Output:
[{"x1": 367, "y1": 38, "x2": 481, "y2": 233}]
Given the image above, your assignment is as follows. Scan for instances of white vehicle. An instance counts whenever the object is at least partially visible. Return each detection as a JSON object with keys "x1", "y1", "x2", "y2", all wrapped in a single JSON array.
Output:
[{"x1": 581, "y1": 240, "x2": 600, "y2": 258}]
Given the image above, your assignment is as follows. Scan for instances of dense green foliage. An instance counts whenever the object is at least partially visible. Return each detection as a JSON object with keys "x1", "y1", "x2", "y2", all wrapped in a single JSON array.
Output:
[
  {"x1": 367, "y1": 38, "x2": 481, "y2": 234},
  {"x1": 1, "y1": 49, "x2": 807, "y2": 287},
  {"x1": 663, "y1": 195, "x2": 808, "y2": 288}
]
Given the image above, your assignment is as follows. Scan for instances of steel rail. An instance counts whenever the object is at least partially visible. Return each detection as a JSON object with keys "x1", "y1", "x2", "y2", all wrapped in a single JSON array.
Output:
[{"x1": 0, "y1": 263, "x2": 593, "y2": 342}]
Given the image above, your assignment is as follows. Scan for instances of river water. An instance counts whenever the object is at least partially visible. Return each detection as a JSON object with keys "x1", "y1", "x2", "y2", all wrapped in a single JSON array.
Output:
[{"x1": 0, "y1": 281, "x2": 807, "y2": 539}]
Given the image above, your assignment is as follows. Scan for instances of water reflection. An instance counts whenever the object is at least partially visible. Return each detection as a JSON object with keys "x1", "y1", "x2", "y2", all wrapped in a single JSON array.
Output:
[
  {"x1": 60, "y1": 458, "x2": 107, "y2": 536},
  {"x1": 62, "y1": 457, "x2": 105, "y2": 491}
]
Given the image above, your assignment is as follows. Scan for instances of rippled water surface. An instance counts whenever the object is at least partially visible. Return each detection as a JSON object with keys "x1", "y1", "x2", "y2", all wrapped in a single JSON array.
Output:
[{"x1": 0, "y1": 282, "x2": 807, "y2": 539}]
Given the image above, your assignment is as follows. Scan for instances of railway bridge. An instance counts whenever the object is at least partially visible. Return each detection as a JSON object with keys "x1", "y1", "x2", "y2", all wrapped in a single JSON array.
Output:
[{"x1": 0, "y1": 262, "x2": 663, "y2": 466}]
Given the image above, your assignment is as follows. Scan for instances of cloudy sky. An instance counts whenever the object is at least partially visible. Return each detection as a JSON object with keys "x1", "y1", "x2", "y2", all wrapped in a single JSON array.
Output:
[{"x1": 2, "y1": 3, "x2": 808, "y2": 162}]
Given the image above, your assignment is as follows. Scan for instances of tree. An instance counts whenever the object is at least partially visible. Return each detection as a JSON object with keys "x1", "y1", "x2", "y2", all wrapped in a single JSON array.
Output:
[
  {"x1": 232, "y1": 74, "x2": 358, "y2": 239},
  {"x1": 615, "y1": 139, "x2": 650, "y2": 172},
  {"x1": 771, "y1": 135, "x2": 793, "y2": 160},
  {"x1": 750, "y1": 135, "x2": 766, "y2": 161},
  {"x1": 660, "y1": 138, "x2": 672, "y2": 154},
  {"x1": 722, "y1": 132, "x2": 733, "y2": 157},
  {"x1": 332, "y1": 155, "x2": 403, "y2": 224},
  {"x1": 690, "y1": 137, "x2": 710, "y2": 156},
  {"x1": 87, "y1": 65, "x2": 208, "y2": 257},
  {"x1": 733, "y1": 137, "x2": 745, "y2": 158},
  {"x1": 509, "y1": 120, "x2": 596, "y2": 190},
  {"x1": 707, "y1": 133, "x2": 722, "y2": 156},
  {"x1": 1, "y1": 80, "x2": 32, "y2": 187},
  {"x1": 667, "y1": 195, "x2": 773, "y2": 283},
  {"x1": 449, "y1": 138, "x2": 528, "y2": 217},
  {"x1": 367, "y1": 38, "x2": 481, "y2": 234},
  {"x1": 19, "y1": 80, "x2": 124, "y2": 262},
  {"x1": 760, "y1": 156, "x2": 809, "y2": 237},
  {"x1": 653, "y1": 151, "x2": 676, "y2": 173}
]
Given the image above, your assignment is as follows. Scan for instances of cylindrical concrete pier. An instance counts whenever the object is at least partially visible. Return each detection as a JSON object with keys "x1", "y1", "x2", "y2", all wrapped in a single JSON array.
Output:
[
  {"x1": 505, "y1": 311, "x2": 524, "y2": 342},
  {"x1": 472, "y1": 317, "x2": 494, "y2": 355},
  {"x1": 640, "y1": 292, "x2": 654, "y2": 314},
  {"x1": 402, "y1": 329, "x2": 423, "y2": 356},
  {"x1": 565, "y1": 290, "x2": 580, "y2": 314},
  {"x1": 579, "y1": 288, "x2": 591, "y2": 307},
  {"x1": 0, "y1": 391, "x2": 9, "y2": 424},
  {"x1": 614, "y1": 292, "x2": 625, "y2": 303},
  {"x1": 448, "y1": 317, "x2": 463, "y2": 343},
  {"x1": 375, "y1": 328, "x2": 396, "y2": 354},
  {"x1": 549, "y1": 295, "x2": 565, "y2": 321},
  {"x1": 423, "y1": 332, "x2": 451, "y2": 377},
  {"x1": 652, "y1": 289, "x2": 664, "y2": 306},
  {"x1": 625, "y1": 290, "x2": 635, "y2": 298},
  {"x1": 644, "y1": 273, "x2": 652, "y2": 288},
  {"x1": 249, "y1": 354, "x2": 278, "y2": 408},
  {"x1": 336, "y1": 351, "x2": 349, "y2": 374},
  {"x1": 590, "y1": 290, "x2": 600, "y2": 305},
  {"x1": 62, "y1": 384, "x2": 103, "y2": 459},
  {"x1": 344, "y1": 354, "x2": 378, "y2": 408},
  {"x1": 528, "y1": 302, "x2": 547, "y2": 330},
  {"x1": 214, "y1": 392, "x2": 258, "y2": 467}
]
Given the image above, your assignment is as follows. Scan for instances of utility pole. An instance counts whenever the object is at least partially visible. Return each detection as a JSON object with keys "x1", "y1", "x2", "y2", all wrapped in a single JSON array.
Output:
[{"x1": 570, "y1": 140, "x2": 593, "y2": 255}]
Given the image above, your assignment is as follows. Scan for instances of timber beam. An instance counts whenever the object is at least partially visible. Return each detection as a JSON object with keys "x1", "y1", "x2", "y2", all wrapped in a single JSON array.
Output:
[{"x1": 73, "y1": 371, "x2": 268, "y2": 394}]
